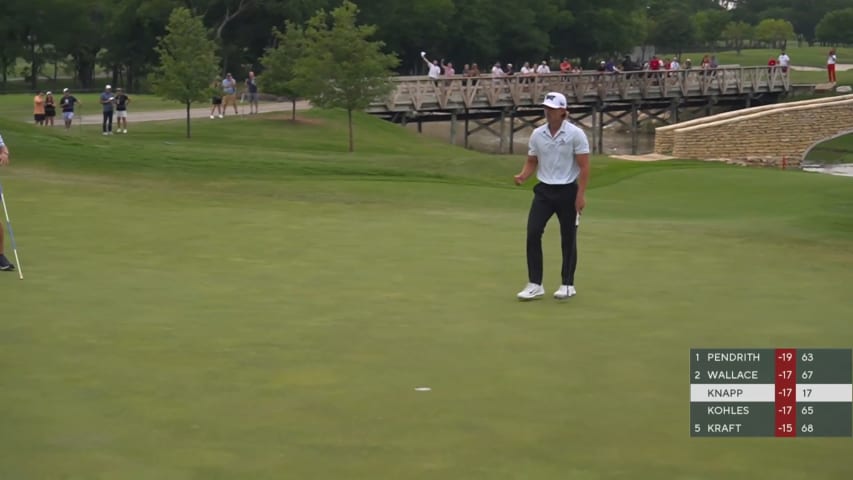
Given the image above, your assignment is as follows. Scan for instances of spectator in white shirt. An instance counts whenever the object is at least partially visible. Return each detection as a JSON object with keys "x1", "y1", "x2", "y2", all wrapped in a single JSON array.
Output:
[
  {"x1": 778, "y1": 51, "x2": 790, "y2": 74},
  {"x1": 827, "y1": 49, "x2": 837, "y2": 83},
  {"x1": 421, "y1": 52, "x2": 442, "y2": 85}
]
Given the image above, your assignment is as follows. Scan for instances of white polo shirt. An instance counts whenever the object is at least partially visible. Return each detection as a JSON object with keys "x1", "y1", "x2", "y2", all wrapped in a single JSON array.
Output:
[
  {"x1": 0, "y1": 133, "x2": 4, "y2": 147},
  {"x1": 528, "y1": 120, "x2": 590, "y2": 184}
]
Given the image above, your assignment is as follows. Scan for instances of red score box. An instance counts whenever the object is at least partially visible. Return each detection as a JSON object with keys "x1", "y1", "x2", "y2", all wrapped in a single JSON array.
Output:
[{"x1": 775, "y1": 348, "x2": 797, "y2": 437}]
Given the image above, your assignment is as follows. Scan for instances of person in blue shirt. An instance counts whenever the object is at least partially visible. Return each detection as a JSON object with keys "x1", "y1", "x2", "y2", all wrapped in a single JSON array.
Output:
[
  {"x1": 100, "y1": 84, "x2": 116, "y2": 135},
  {"x1": 221, "y1": 73, "x2": 239, "y2": 116}
]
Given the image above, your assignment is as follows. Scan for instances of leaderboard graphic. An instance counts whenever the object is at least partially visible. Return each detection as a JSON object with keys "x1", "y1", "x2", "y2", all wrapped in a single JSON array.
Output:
[{"x1": 690, "y1": 349, "x2": 853, "y2": 437}]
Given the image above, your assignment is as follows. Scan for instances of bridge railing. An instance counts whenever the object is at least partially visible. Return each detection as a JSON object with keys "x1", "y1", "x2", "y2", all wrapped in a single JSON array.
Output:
[{"x1": 368, "y1": 67, "x2": 791, "y2": 113}]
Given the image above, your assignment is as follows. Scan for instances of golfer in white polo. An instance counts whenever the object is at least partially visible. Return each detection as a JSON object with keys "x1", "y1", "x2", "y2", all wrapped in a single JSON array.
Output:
[{"x1": 514, "y1": 91, "x2": 590, "y2": 300}]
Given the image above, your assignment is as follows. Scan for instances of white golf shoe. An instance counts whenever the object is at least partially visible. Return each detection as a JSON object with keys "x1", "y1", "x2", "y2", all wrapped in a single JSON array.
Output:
[
  {"x1": 517, "y1": 283, "x2": 545, "y2": 300},
  {"x1": 553, "y1": 285, "x2": 577, "y2": 299}
]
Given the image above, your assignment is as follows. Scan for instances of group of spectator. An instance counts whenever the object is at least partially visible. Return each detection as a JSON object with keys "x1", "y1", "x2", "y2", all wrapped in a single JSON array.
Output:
[
  {"x1": 210, "y1": 71, "x2": 260, "y2": 119},
  {"x1": 32, "y1": 86, "x2": 130, "y2": 134}
]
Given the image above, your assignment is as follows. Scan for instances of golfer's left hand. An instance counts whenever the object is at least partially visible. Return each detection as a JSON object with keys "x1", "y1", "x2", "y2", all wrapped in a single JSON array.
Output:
[
  {"x1": 575, "y1": 193, "x2": 586, "y2": 213},
  {"x1": 0, "y1": 153, "x2": 9, "y2": 166}
]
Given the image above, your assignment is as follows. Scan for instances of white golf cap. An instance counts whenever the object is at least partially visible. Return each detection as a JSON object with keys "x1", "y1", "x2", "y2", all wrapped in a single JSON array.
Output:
[
  {"x1": 105, "y1": 84, "x2": 111, "y2": 89},
  {"x1": 62, "y1": 88, "x2": 69, "y2": 92},
  {"x1": 542, "y1": 92, "x2": 567, "y2": 109}
]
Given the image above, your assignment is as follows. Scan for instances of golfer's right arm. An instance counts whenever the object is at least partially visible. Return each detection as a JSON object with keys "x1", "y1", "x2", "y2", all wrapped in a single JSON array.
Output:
[{"x1": 514, "y1": 155, "x2": 538, "y2": 185}]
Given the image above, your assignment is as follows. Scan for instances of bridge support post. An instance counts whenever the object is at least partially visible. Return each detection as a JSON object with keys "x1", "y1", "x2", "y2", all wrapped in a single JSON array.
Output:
[
  {"x1": 597, "y1": 104, "x2": 604, "y2": 155},
  {"x1": 450, "y1": 110, "x2": 458, "y2": 145},
  {"x1": 745, "y1": 93, "x2": 753, "y2": 108},
  {"x1": 401, "y1": 113, "x2": 407, "y2": 127},
  {"x1": 631, "y1": 101, "x2": 639, "y2": 155},
  {"x1": 417, "y1": 117, "x2": 423, "y2": 133},
  {"x1": 464, "y1": 110, "x2": 470, "y2": 149},
  {"x1": 509, "y1": 109, "x2": 515, "y2": 154},
  {"x1": 590, "y1": 104, "x2": 598, "y2": 154},
  {"x1": 499, "y1": 108, "x2": 507, "y2": 154}
]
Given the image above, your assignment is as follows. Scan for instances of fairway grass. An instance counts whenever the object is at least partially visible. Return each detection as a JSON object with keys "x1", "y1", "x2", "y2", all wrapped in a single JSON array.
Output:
[{"x1": 1, "y1": 112, "x2": 852, "y2": 479}]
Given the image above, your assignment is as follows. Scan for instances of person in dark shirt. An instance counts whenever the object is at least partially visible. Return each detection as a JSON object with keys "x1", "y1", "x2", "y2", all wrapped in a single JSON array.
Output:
[
  {"x1": 245, "y1": 71, "x2": 259, "y2": 115},
  {"x1": 100, "y1": 84, "x2": 115, "y2": 135},
  {"x1": 59, "y1": 88, "x2": 81, "y2": 130},
  {"x1": 114, "y1": 88, "x2": 131, "y2": 134}
]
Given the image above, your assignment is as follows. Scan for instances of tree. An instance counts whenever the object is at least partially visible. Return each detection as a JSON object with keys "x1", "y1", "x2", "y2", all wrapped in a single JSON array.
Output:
[
  {"x1": 722, "y1": 20, "x2": 753, "y2": 55},
  {"x1": 815, "y1": 8, "x2": 853, "y2": 45},
  {"x1": 755, "y1": 18, "x2": 795, "y2": 49},
  {"x1": 648, "y1": 6, "x2": 696, "y2": 55},
  {"x1": 294, "y1": 1, "x2": 399, "y2": 152},
  {"x1": 152, "y1": 7, "x2": 219, "y2": 138},
  {"x1": 692, "y1": 9, "x2": 731, "y2": 48},
  {"x1": 260, "y1": 21, "x2": 307, "y2": 121}
]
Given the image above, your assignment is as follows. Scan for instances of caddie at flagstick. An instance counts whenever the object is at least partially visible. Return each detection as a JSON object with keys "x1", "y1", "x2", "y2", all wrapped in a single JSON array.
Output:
[{"x1": 0, "y1": 181, "x2": 24, "y2": 280}]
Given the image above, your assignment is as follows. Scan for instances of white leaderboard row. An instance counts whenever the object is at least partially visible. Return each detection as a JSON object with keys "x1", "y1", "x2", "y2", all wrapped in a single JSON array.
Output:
[{"x1": 690, "y1": 384, "x2": 853, "y2": 402}]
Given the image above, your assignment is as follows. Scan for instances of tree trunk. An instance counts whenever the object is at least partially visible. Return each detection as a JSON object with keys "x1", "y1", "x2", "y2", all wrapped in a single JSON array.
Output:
[
  {"x1": 29, "y1": 42, "x2": 38, "y2": 90},
  {"x1": 186, "y1": 101, "x2": 191, "y2": 138},
  {"x1": 1, "y1": 53, "x2": 7, "y2": 86},
  {"x1": 112, "y1": 65, "x2": 119, "y2": 88},
  {"x1": 291, "y1": 99, "x2": 296, "y2": 121},
  {"x1": 76, "y1": 56, "x2": 95, "y2": 89},
  {"x1": 347, "y1": 108, "x2": 353, "y2": 152}
]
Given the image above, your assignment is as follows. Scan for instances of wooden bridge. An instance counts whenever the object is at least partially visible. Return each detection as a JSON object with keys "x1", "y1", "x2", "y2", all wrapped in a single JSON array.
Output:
[{"x1": 366, "y1": 67, "x2": 793, "y2": 154}]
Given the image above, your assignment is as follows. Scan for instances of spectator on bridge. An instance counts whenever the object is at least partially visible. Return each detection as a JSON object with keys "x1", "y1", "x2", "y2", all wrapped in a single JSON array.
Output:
[
  {"x1": 559, "y1": 58, "x2": 571, "y2": 73},
  {"x1": 536, "y1": 60, "x2": 551, "y2": 74},
  {"x1": 670, "y1": 57, "x2": 680, "y2": 71},
  {"x1": 441, "y1": 60, "x2": 455, "y2": 77},
  {"x1": 767, "y1": 57, "x2": 777, "y2": 74},
  {"x1": 701, "y1": 54, "x2": 711, "y2": 73},
  {"x1": 605, "y1": 58, "x2": 621, "y2": 73},
  {"x1": 827, "y1": 49, "x2": 837, "y2": 83},
  {"x1": 421, "y1": 52, "x2": 442, "y2": 86},
  {"x1": 778, "y1": 51, "x2": 790, "y2": 74},
  {"x1": 684, "y1": 58, "x2": 692, "y2": 70},
  {"x1": 466, "y1": 63, "x2": 480, "y2": 86},
  {"x1": 441, "y1": 60, "x2": 455, "y2": 87},
  {"x1": 620, "y1": 55, "x2": 638, "y2": 72}
]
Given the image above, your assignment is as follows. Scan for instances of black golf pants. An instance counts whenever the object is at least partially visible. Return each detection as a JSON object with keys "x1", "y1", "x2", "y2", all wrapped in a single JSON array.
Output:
[
  {"x1": 526, "y1": 182, "x2": 578, "y2": 286},
  {"x1": 102, "y1": 111, "x2": 113, "y2": 133}
]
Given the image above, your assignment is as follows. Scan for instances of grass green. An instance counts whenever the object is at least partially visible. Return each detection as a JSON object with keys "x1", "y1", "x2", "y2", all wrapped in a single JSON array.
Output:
[
  {"x1": 0, "y1": 109, "x2": 852, "y2": 479},
  {"x1": 806, "y1": 131, "x2": 853, "y2": 163}
]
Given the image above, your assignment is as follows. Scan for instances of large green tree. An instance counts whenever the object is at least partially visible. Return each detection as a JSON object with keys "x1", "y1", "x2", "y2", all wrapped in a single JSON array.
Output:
[
  {"x1": 294, "y1": 0, "x2": 399, "y2": 152},
  {"x1": 259, "y1": 20, "x2": 307, "y2": 121},
  {"x1": 722, "y1": 21, "x2": 754, "y2": 54},
  {"x1": 692, "y1": 9, "x2": 731, "y2": 48},
  {"x1": 152, "y1": 7, "x2": 219, "y2": 138},
  {"x1": 755, "y1": 18, "x2": 795, "y2": 49},
  {"x1": 815, "y1": 8, "x2": 853, "y2": 45}
]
